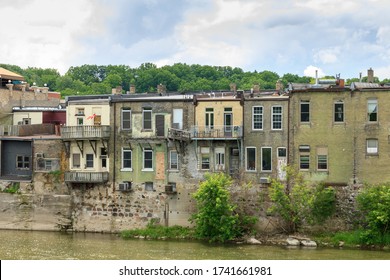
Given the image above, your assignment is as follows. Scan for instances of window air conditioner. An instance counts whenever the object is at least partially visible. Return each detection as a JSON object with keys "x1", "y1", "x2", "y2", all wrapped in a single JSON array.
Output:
[
  {"x1": 36, "y1": 153, "x2": 44, "y2": 158},
  {"x1": 118, "y1": 182, "x2": 131, "y2": 191},
  {"x1": 260, "y1": 177, "x2": 270, "y2": 184}
]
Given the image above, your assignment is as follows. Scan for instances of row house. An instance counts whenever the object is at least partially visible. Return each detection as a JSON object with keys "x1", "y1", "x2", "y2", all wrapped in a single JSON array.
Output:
[
  {"x1": 61, "y1": 96, "x2": 111, "y2": 185},
  {"x1": 288, "y1": 75, "x2": 390, "y2": 185},
  {"x1": 109, "y1": 93, "x2": 194, "y2": 193}
]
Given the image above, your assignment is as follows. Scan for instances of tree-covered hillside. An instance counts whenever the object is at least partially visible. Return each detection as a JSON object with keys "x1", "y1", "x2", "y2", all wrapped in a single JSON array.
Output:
[{"x1": 1, "y1": 63, "x2": 386, "y2": 97}]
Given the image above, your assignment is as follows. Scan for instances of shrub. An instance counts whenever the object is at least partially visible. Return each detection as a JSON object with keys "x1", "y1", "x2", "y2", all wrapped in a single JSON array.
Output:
[
  {"x1": 192, "y1": 173, "x2": 239, "y2": 242},
  {"x1": 356, "y1": 184, "x2": 390, "y2": 244}
]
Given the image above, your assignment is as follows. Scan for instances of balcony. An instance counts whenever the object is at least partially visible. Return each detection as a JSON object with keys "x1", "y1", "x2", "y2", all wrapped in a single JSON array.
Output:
[
  {"x1": 167, "y1": 128, "x2": 191, "y2": 142},
  {"x1": 64, "y1": 171, "x2": 109, "y2": 183},
  {"x1": 61, "y1": 125, "x2": 110, "y2": 140},
  {"x1": 190, "y1": 125, "x2": 242, "y2": 139}
]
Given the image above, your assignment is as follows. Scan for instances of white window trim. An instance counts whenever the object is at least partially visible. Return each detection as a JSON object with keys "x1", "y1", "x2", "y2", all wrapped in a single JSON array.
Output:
[
  {"x1": 367, "y1": 99, "x2": 378, "y2": 122},
  {"x1": 252, "y1": 106, "x2": 263, "y2": 131},
  {"x1": 299, "y1": 154, "x2": 310, "y2": 170},
  {"x1": 121, "y1": 148, "x2": 133, "y2": 171},
  {"x1": 367, "y1": 139, "x2": 378, "y2": 154},
  {"x1": 142, "y1": 149, "x2": 154, "y2": 171},
  {"x1": 261, "y1": 147, "x2": 272, "y2": 172},
  {"x1": 169, "y1": 150, "x2": 179, "y2": 171},
  {"x1": 85, "y1": 154, "x2": 94, "y2": 169},
  {"x1": 334, "y1": 101, "x2": 344, "y2": 123},
  {"x1": 245, "y1": 146, "x2": 257, "y2": 172},
  {"x1": 271, "y1": 105, "x2": 283, "y2": 130}
]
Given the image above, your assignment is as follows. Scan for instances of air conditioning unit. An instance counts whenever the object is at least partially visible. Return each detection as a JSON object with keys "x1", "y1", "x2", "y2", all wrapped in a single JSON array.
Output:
[
  {"x1": 36, "y1": 153, "x2": 44, "y2": 158},
  {"x1": 118, "y1": 182, "x2": 132, "y2": 192},
  {"x1": 172, "y1": 123, "x2": 180, "y2": 129},
  {"x1": 165, "y1": 184, "x2": 177, "y2": 194},
  {"x1": 260, "y1": 177, "x2": 270, "y2": 184}
]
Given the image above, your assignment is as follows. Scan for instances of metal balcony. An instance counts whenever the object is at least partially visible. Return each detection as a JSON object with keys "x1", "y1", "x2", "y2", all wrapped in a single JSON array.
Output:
[
  {"x1": 167, "y1": 128, "x2": 191, "y2": 142},
  {"x1": 61, "y1": 125, "x2": 110, "y2": 140},
  {"x1": 190, "y1": 125, "x2": 242, "y2": 139},
  {"x1": 64, "y1": 171, "x2": 109, "y2": 183}
]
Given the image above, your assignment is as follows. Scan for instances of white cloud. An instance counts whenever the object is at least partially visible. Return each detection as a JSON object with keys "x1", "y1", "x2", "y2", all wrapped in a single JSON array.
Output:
[
  {"x1": 314, "y1": 48, "x2": 340, "y2": 64},
  {"x1": 304, "y1": 65, "x2": 326, "y2": 78}
]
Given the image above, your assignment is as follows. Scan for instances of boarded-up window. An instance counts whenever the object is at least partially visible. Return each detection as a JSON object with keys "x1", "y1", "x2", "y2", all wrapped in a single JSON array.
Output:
[{"x1": 156, "y1": 115, "x2": 165, "y2": 136}]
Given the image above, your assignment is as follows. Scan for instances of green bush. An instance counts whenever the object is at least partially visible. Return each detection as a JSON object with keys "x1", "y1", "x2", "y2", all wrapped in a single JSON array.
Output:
[
  {"x1": 311, "y1": 185, "x2": 336, "y2": 224},
  {"x1": 357, "y1": 184, "x2": 390, "y2": 244},
  {"x1": 3, "y1": 182, "x2": 20, "y2": 194},
  {"x1": 192, "y1": 173, "x2": 240, "y2": 242}
]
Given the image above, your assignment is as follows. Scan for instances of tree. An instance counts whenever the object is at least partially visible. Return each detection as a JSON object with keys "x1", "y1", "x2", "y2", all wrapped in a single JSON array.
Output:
[
  {"x1": 192, "y1": 173, "x2": 239, "y2": 242},
  {"x1": 357, "y1": 184, "x2": 390, "y2": 244}
]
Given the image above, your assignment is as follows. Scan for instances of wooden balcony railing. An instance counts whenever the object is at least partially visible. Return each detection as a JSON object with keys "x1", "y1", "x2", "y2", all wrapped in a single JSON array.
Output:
[
  {"x1": 190, "y1": 125, "x2": 242, "y2": 139},
  {"x1": 61, "y1": 125, "x2": 110, "y2": 139},
  {"x1": 64, "y1": 171, "x2": 109, "y2": 183},
  {"x1": 167, "y1": 128, "x2": 191, "y2": 142}
]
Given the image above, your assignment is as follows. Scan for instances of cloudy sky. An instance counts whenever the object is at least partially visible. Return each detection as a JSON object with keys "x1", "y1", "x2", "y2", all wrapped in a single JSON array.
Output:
[{"x1": 1, "y1": 0, "x2": 390, "y2": 79}]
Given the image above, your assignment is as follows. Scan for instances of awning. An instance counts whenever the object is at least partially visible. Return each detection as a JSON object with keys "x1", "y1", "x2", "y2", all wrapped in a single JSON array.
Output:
[{"x1": 0, "y1": 67, "x2": 25, "y2": 81}]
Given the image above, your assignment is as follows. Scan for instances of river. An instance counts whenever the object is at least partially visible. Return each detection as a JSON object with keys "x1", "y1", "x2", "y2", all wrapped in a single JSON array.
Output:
[{"x1": 0, "y1": 230, "x2": 389, "y2": 260}]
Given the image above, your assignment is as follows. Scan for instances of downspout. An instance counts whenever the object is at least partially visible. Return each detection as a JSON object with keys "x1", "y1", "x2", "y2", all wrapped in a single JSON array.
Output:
[{"x1": 112, "y1": 100, "x2": 116, "y2": 191}]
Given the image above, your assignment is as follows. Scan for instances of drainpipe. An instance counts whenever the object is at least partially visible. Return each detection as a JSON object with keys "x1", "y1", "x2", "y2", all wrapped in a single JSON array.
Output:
[{"x1": 112, "y1": 101, "x2": 116, "y2": 191}]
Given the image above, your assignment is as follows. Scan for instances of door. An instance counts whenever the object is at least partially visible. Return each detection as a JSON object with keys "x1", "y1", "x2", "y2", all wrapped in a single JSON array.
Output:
[
  {"x1": 156, "y1": 115, "x2": 165, "y2": 137},
  {"x1": 229, "y1": 147, "x2": 240, "y2": 178},
  {"x1": 224, "y1": 113, "x2": 233, "y2": 137}
]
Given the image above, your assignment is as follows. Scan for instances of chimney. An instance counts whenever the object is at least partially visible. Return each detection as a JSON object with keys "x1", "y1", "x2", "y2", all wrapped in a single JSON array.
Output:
[
  {"x1": 315, "y1": 70, "x2": 319, "y2": 85},
  {"x1": 359, "y1": 72, "x2": 362, "y2": 82},
  {"x1": 112, "y1": 86, "x2": 123, "y2": 94},
  {"x1": 367, "y1": 68, "x2": 374, "y2": 83},
  {"x1": 129, "y1": 84, "x2": 136, "y2": 94},
  {"x1": 157, "y1": 84, "x2": 166, "y2": 95},
  {"x1": 253, "y1": 83, "x2": 260, "y2": 93},
  {"x1": 229, "y1": 83, "x2": 236, "y2": 93},
  {"x1": 275, "y1": 79, "x2": 283, "y2": 91}
]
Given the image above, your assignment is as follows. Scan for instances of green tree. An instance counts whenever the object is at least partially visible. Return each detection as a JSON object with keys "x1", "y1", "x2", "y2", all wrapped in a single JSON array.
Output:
[
  {"x1": 357, "y1": 184, "x2": 390, "y2": 244},
  {"x1": 192, "y1": 173, "x2": 239, "y2": 242}
]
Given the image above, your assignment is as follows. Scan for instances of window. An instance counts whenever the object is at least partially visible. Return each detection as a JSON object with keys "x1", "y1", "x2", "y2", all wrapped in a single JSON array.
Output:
[
  {"x1": 143, "y1": 108, "x2": 152, "y2": 130},
  {"x1": 145, "y1": 182, "x2": 154, "y2": 191},
  {"x1": 252, "y1": 106, "x2": 263, "y2": 130},
  {"x1": 278, "y1": 147, "x2": 287, "y2": 158},
  {"x1": 246, "y1": 147, "x2": 256, "y2": 171},
  {"x1": 22, "y1": 118, "x2": 31, "y2": 125},
  {"x1": 300, "y1": 101, "x2": 310, "y2": 122},
  {"x1": 367, "y1": 99, "x2": 377, "y2": 122},
  {"x1": 317, "y1": 147, "x2": 328, "y2": 171},
  {"x1": 72, "y1": 153, "x2": 81, "y2": 168},
  {"x1": 16, "y1": 155, "x2": 30, "y2": 169},
  {"x1": 100, "y1": 147, "x2": 107, "y2": 168},
  {"x1": 86, "y1": 154, "x2": 94, "y2": 168},
  {"x1": 143, "y1": 148, "x2": 153, "y2": 170},
  {"x1": 300, "y1": 155, "x2": 310, "y2": 170},
  {"x1": 200, "y1": 147, "x2": 210, "y2": 170},
  {"x1": 76, "y1": 108, "x2": 85, "y2": 116},
  {"x1": 261, "y1": 147, "x2": 272, "y2": 171},
  {"x1": 173, "y1": 108, "x2": 183, "y2": 129},
  {"x1": 215, "y1": 147, "x2": 225, "y2": 171},
  {"x1": 122, "y1": 148, "x2": 132, "y2": 170},
  {"x1": 367, "y1": 139, "x2": 378, "y2": 154},
  {"x1": 334, "y1": 101, "x2": 344, "y2": 122},
  {"x1": 272, "y1": 106, "x2": 282, "y2": 130},
  {"x1": 77, "y1": 117, "x2": 83, "y2": 126},
  {"x1": 205, "y1": 108, "x2": 214, "y2": 129},
  {"x1": 169, "y1": 150, "x2": 178, "y2": 170},
  {"x1": 36, "y1": 158, "x2": 60, "y2": 171},
  {"x1": 122, "y1": 108, "x2": 131, "y2": 130}
]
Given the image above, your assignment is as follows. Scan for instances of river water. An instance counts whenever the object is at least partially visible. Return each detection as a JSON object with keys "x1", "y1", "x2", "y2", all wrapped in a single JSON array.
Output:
[{"x1": 0, "y1": 230, "x2": 389, "y2": 260}]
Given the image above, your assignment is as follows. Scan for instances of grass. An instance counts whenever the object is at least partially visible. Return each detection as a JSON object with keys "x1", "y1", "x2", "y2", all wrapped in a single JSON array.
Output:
[
  {"x1": 121, "y1": 224, "x2": 195, "y2": 240},
  {"x1": 313, "y1": 230, "x2": 390, "y2": 248}
]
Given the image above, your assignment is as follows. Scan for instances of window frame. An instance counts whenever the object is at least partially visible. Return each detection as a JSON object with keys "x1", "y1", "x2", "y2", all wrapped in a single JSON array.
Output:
[
  {"x1": 121, "y1": 108, "x2": 132, "y2": 130},
  {"x1": 16, "y1": 155, "x2": 30, "y2": 170},
  {"x1": 317, "y1": 155, "x2": 328, "y2": 171},
  {"x1": 261, "y1": 147, "x2": 272, "y2": 172},
  {"x1": 300, "y1": 101, "x2": 310, "y2": 123},
  {"x1": 142, "y1": 108, "x2": 152, "y2": 130},
  {"x1": 169, "y1": 150, "x2": 179, "y2": 170},
  {"x1": 367, "y1": 139, "x2": 378, "y2": 154},
  {"x1": 367, "y1": 99, "x2": 378, "y2": 122},
  {"x1": 85, "y1": 154, "x2": 94, "y2": 168},
  {"x1": 72, "y1": 153, "x2": 81, "y2": 169},
  {"x1": 246, "y1": 147, "x2": 257, "y2": 171},
  {"x1": 334, "y1": 101, "x2": 344, "y2": 123},
  {"x1": 121, "y1": 148, "x2": 132, "y2": 171},
  {"x1": 299, "y1": 154, "x2": 310, "y2": 170},
  {"x1": 142, "y1": 148, "x2": 153, "y2": 171},
  {"x1": 271, "y1": 105, "x2": 283, "y2": 130},
  {"x1": 252, "y1": 106, "x2": 263, "y2": 130}
]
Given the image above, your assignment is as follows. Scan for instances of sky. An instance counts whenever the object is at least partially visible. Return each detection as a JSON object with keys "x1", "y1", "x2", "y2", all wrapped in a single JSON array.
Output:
[{"x1": 1, "y1": 0, "x2": 390, "y2": 80}]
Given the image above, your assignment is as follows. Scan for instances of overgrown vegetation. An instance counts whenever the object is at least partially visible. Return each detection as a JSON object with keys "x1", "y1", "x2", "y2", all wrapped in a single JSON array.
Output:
[
  {"x1": 267, "y1": 166, "x2": 336, "y2": 233},
  {"x1": 121, "y1": 219, "x2": 194, "y2": 240},
  {"x1": 2, "y1": 182, "x2": 20, "y2": 194},
  {"x1": 356, "y1": 184, "x2": 390, "y2": 245}
]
